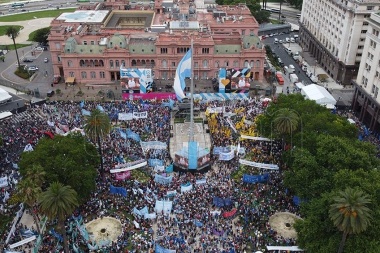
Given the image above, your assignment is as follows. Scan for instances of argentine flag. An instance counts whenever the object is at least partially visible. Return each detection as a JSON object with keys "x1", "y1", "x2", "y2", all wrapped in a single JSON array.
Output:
[{"x1": 173, "y1": 49, "x2": 192, "y2": 100}]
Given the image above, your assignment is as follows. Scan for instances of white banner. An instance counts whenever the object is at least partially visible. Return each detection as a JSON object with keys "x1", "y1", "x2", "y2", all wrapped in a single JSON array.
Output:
[
  {"x1": 206, "y1": 107, "x2": 223, "y2": 114},
  {"x1": 239, "y1": 159, "x2": 279, "y2": 170},
  {"x1": 155, "y1": 200, "x2": 173, "y2": 214},
  {"x1": 240, "y1": 135, "x2": 271, "y2": 141},
  {"x1": 118, "y1": 113, "x2": 133, "y2": 121},
  {"x1": 133, "y1": 111, "x2": 148, "y2": 119},
  {"x1": 144, "y1": 212, "x2": 157, "y2": 219},
  {"x1": 140, "y1": 141, "x2": 167, "y2": 150},
  {"x1": 110, "y1": 161, "x2": 147, "y2": 173},
  {"x1": 0, "y1": 177, "x2": 8, "y2": 188},
  {"x1": 181, "y1": 183, "x2": 193, "y2": 193},
  {"x1": 154, "y1": 166, "x2": 165, "y2": 173},
  {"x1": 219, "y1": 150, "x2": 235, "y2": 161}
]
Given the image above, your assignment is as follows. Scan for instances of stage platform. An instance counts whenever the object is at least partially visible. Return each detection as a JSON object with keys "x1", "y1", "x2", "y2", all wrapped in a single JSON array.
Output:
[{"x1": 169, "y1": 122, "x2": 211, "y2": 166}]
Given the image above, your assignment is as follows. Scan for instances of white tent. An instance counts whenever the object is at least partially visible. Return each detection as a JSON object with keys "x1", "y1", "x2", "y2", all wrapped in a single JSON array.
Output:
[
  {"x1": 0, "y1": 88, "x2": 12, "y2": 104},
  {"x1": 301, "y1": 84, "x2": 336, "y2": 107}
]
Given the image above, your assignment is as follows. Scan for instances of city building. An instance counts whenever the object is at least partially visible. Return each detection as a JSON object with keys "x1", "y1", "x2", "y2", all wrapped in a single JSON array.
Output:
[
  {"x1": 352, "y1": 12, "x2": 380, "y2": 132},
  {"x1": 48, "y1": 0, "x2": 265, "y2": 86},
  {"x1": 299, "y1": 0, "x2": 380, "y2": 85}
]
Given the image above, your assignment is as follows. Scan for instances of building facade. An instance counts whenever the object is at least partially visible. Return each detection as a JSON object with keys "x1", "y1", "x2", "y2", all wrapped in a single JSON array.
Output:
[
  {"x1": 352, "y1": 12, "x2": 380, "y2": 132},
  {"x1": 48, "y1": 0, "x2": 265, "y2": 86},
  {"x1": 299, "y1": 0, "x2": 380, "y2": 85}
]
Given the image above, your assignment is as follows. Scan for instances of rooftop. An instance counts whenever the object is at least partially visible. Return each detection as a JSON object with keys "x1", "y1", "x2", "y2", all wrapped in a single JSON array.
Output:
[{"x1": 56, "y1": 10, "x2": 110, "y2": 23}]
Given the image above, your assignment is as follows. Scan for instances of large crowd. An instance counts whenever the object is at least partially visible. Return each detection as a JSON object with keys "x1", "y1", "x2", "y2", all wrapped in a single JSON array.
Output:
[{"x1": 3, "y1": 98, "x2": 364, "y2": 253}]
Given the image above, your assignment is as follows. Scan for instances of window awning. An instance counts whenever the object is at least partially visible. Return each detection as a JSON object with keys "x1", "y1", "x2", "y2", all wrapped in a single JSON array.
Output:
[{"x1": 66, "y1": 77, "x2": 75, "y2": 83}]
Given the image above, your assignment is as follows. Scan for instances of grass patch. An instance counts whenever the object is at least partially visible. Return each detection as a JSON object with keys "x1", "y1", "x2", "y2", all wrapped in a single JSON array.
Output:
[
  {"x1": 2, "y1": 44, "x2": 32, "y2": 50},
  {"x1": 194, "y1": 118, "x2": 203, "y2": 123},
  {"x1": 0, "y1": 25, "x2": 23, "y2": 36},
  {"x1": 0, "y1": 8, "x2": 76, "y2": 22},
  {"x1": 15, "y1": 67, "x2": 31, "y2": 79},
  {"x1": 270, "y1": 19, "x2": 284, "y2": 25}
]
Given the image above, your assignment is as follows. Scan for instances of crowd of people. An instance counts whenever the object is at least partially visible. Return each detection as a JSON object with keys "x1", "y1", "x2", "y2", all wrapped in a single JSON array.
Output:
[{"x1": 0, "y1": 98, "x2": 333, "y2": 253}]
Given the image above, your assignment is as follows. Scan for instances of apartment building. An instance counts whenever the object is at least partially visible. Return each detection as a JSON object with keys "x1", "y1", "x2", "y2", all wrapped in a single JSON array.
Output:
[
  {"x1": 48, "y1": 0, "x2": 265, "y2": 86},
  {"x1": 352, "y1": 12, "x2": 380, "y2": 131},
  {"x1": 299, "y1": 0, "x2": 380, "y2": 86}
]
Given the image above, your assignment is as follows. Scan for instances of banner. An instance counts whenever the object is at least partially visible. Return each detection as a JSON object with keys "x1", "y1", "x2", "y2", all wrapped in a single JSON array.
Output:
[
  {"x1": 213, "y1": 146, "x2": 230, "y2": 155},
  {"x1": 141, "y1": 141, "x2": 167, "y2": 151},
  {"x1": 165, "y1": 164, "x2": 174, "y2": 173},
  {"x1": 133, "y1": 111, "x2": 148, "y2": 119},
  {"x1": 133, "y1": 206, "x2": 149, "y2": 216},
  {"x1": 144, "y1": 213, "x2": 157, "y2": 219},
  {"x1": 149, "y1": 159, "x2": 164, "y2": 167},
  {"x1": 154, "y1": 165, "x2": 165, "y2": 173},
  {"x1": 181, "y1": 182, "x2": 193, "y2": 193},
  {"x1": 154, "y1": 174, "x2": 173, "y2": 185},
  {"x1": 155, "y1": 243, "x2": 176, "y2": 253},
  {"x1": 166, "y1": 190, "x2": 177, "y2": 197},
  {"x1": 115, "y1": 171, "x2": 131, "y2": 180},
  {"x1": 0, "y1": 176, "x2": 8, "y2": 188},
  {"x1": 119, "y1": 68, "x2": 153, "y2": 93},
  {"x1": 195, "y1": 178, "x2": 207, "y2": 185},
  {"x1": 242, "y1": 174, "x2": 269, "y2": 184},
  {"x1": 239, "y1": 159, "x2": 279, "y2": 170},
  {"x1": 110, "y1": 160, "x2": 147, "y2": 173},
  {"x1": 219, "y1": 150, "x2": 234, "y2": 161},
  {"x1": 155, "y1": 200, "x2": 173, "y2": 214},
  {"x1": 109, "y1": 185, "x2": 127, "y2": 197},
  {"x1": 126, "y1": 129, "x2": 140, "y2": 142},
  {"x1": 118, "y1": 113, "x2": 133, "y2": 121},
  {"x1": 222, "y1": 208, "x2": 237, "y2": 218},
  {"x1": 213, "y1": 197, "x2": 232, "y2": 207}
]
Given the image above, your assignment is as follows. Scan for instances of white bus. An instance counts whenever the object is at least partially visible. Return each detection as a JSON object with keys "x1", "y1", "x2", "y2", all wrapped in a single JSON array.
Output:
[{"x1": 270, "y1": 8, "x2": 281, "y2": 13}]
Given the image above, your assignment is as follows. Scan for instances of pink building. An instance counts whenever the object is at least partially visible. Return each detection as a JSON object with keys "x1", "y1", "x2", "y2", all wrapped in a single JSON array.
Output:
[{"x1": 48, "y1": 0, "x2": 265, "y2": 85}]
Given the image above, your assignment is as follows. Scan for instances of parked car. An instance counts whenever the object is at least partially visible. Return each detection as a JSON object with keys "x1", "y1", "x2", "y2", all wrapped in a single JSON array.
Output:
[
  {"x1": 279, "y1": 39, "x2": 283, "y2": 44},
  {"x1": 44, "y1": 58, "x2": 49, "y2": 63},
  {"x1": 290, "y1": 38, "x2": 295, "y2": 43},
  {"x1": 28, "y1": 66, "x2": 39, "y2": 72},
  {"x1": 23, "y1": 58, "x2": 33, "y2": 62},
  {"x1": 35, "y1": 47, "x2": 44, "y2": 51},
  {"x1": 285, "y1": 37, "x2": 290, "y2": 42}
]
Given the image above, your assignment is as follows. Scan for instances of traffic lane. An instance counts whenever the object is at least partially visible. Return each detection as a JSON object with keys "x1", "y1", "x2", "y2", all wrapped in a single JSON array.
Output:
[
  {"x1": 30, "y1": 50, "x2": 54, "y2": 84},
  {"x1": 264, "y1": 40, "x2": 313, "y2": 85}
]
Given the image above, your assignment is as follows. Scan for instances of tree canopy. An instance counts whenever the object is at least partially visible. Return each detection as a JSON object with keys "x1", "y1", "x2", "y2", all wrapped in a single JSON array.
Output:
[
  {"x1": 19, "y1": 133, "x2": 99, "y2": 202},
  {"x1": 31, "y1": 27, "x2": 51, "y2": 44},
  {"x1": 256, "y1": 93, "x2": 380, "y2": 252}
]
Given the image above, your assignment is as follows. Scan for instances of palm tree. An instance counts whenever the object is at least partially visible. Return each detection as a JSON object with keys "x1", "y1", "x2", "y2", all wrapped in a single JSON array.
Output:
[
  {"x1": 273, "y1": 108, "x2": 299, "y2": 149},
  {"x1": 16, "y1": 179, "x2": 42, "y2": 234},
  {"x1": 39, "y1": 182, "x2": 79, "y2": 253},
  {"x1": 24, "y1": 164, "x2": 46, "y2": 188},
  {"x1": 329, "y1": 188, "x2": 372, "y2": 253},
  {"x1": 5, "y1": 26, "x2": 21, "y2": 70},
  {"x1": 84, "y1": 108, "x2": 111, "y2": 174}
]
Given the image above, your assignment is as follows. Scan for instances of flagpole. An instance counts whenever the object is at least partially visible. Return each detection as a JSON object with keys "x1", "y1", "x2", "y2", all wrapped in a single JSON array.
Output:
[{"x1": 189, "y1": 39, "x2": 194, "y2": 142}]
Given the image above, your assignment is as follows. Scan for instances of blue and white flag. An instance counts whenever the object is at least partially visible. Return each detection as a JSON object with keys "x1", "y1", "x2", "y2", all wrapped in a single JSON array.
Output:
[
  {"x1": 81, "y1": 109, "x2": 91, "y2": 116},
  {"x1": 119, "y1": 129, "x2": 127, "y2": 139},
  {"x1": 126, "y1": 129, "x2": 140, "y2": 142},
  {"x1": 173, "y1": 49, "x2": 192, "y2": 100},
  {"x1": 97, "y1": 105, "x2": 105, "y2": 112}
]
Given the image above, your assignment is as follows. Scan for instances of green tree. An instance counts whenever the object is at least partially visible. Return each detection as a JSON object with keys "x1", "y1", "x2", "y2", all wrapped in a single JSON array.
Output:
[
  {"x1": 329, "y1": 188, "x2": 372, "y2": 253},
  {"x1": 19, "y1": 134, "x2": 99, "y2": 201},
  {"x1": 84, "y1": 108, "x2": 111, "y2": 174},
  {"x1": 31, "y1": 27, "x2": 51, "y2": 44},
  {"x1": 39, "y1": 182, "x2": 79, "y2": 253},
  {"x1": 252, "y1": 10, "x2": 271, "y2": 23},
  {"x1": 5, "y1": 26, "x2": 21, "y2": 70}
]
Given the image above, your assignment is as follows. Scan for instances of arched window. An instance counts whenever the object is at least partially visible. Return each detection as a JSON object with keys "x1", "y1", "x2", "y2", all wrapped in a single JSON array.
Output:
[
  {"x1": 203, "y1": 60, "x2": 208, "y2": 68},
  {"x1": 256, "y1": 60, "x2": 260, "y2": 67},
  {"x1": 68, "y1": 60, "x2": 73, "y2": 67},
  {"x1": 250, "y1": 60, "x2": 254, "y2": 68},
  {"x1": 224, "y1": 61, "x2": 229, "y2": 67},
  {"x1": 115, "y1": 60, "x2": 120, "y2": 67},
  {"x1": 215, "y1": 61, "x2": 219, "y2": 68},
  {"x1": 121, "y1": 60, "x2": 125, "y2": 67},
  {"x1": 79, "y1": 60, "x2": 85, "y2": 67},
  {"x1": 99, "y1": 60, "x2": 104, "y2": 67},
  {"x1": 244, "y1": 60, "x2": 249, "y2": 68},
  {"x1": 233, "y1": 60, "x2": 238, "y2": 67},
  {"x1": 162, "y1": 60, "x2": 167, "y2": 68},
  {"x1": 131, "y1": 59, "x2": 137, "y2": 66},
  {"x1": 110, "y1": 60, "x2": 114, "y2": 68},
  {"x1": 81, "y1": 71, "x2": 87, "y2": 78}
]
